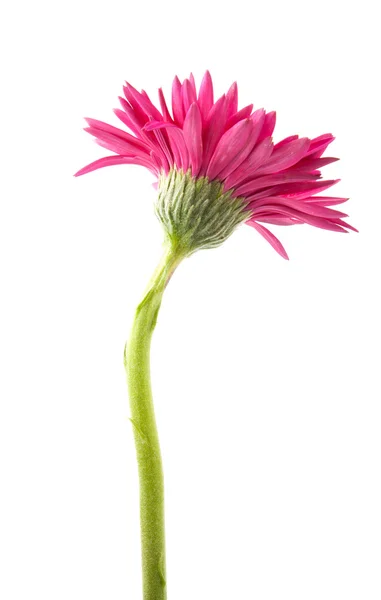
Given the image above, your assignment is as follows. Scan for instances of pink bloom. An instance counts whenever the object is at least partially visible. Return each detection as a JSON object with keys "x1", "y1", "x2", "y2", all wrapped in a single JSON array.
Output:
[{"x1": 75, "y1": 71, "x2": 355, "y2": 259}]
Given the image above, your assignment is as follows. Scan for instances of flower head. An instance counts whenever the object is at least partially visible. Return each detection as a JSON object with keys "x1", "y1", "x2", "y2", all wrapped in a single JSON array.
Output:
[{"x1": 75, "y1": 71, "x2": 355, "y2": 259}]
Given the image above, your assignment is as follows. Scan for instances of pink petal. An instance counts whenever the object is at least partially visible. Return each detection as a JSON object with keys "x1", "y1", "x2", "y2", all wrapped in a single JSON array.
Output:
[
  {"x1": 303, "y1": 196, "x2": 348, "y2": 206},
  {"x1": 250, "y1": 196, "x2": 348, "y2": 219},
  {"x1": 274, "y1": 135, "x2": 299, "y2": 149},
  {"x1": 294, "y1": 201, "x2": 348, "y2": 219},
  {"x1": 255, "y1": 138, "x2": 310, "y2": 175},
  {"x1": 189, "y1": 72, "x2": 197, "y2": 95},
  {"x1": 182, "y1": 78, "x2": 197, "y2": 114},
  {"x1": 125, "y1": 82, "x2": 162, "y2": 121},
  {"x1": 248, "y1": 176, "x2": 338, "y2": 201},
  {"x1": 308, "y1": 148, "x2": 334, "y2": 160},
  {"x1": 276, "y1": 179, "x2": 340, "y2": 199},
  {"x1": 256, "y1": 214, "x2": 303, "y2": 226},
  {"x1": 166, "y1": 127, "x2": 189, "y2": 172},
  {"x1": 114, "y1": 106, "x2": 139, "y2": 135},
  {"x1": 246, "y1": 220, "x2": 289, "y2": 259},
  {"x1": 114, "y1": 111, "x2": 168, "y2": 169},
  {"x1": 309, "y1": 133, "x2": 334, "y2": 148},
  {"x1": 139, "y1": 121, "x2": 189, "y2": 171},
  {"x1": 151, "y1": 127, "x2": 173, "y2": 173},
  {"x1": 115, "y1": 101, "x2": 146, "y2": 138},
  {"x1": 257, "y1": 111, "x2": 276, "y2": 143},
  {"x1": 86, "y1": 129, "x2": 150, "y2": 158},
  {"x1": 163, "y1": 128, "x2": 182, "y2": 167},
  {"x1": 226, "y1": 104, "x2": 254, "y2": 130},
  {"x1": 183, "y1": 103, "x2": 203, "y2": 176},
  {"x1": 150, "y1": 150, "x2": 163, "y2": 173},
  {"x1": 200, "y1": 95, "x2": 227, "y2": 173},
  {"x1": 329, "y1": 219, "x2": 358, "y2": 233},
  {"x1": 225, "y1": 82, "x2": 238, "y2": 119},
  {"x1": 198, "y1": 70, "x2": 214, "y2": 121},
  {"x1": 85, "y1": 118, "x2": 148, "y2": 150},
  {"x1": 233, "y1": 168, "x2": 319, "y2": 197},
  {"x1": 207, "y1": 119, "x2": 255, "y2": 181},
  {"x1": 289, "y1": 156, "x2": 339, "y2": 173},
  {"x1": 249, "y1": 109, "x2": 266, "y2": 140},
  {"x1": 123, "y1": 85, "x2": 147, "y2": 125},
  {"x1": 158, "y1": 88, "x2": 173, "y2": 122},
  {"x1": 89, "y1": 132, "x2": 149, "y2": 158},
  {"x1": 251, "y1": 203, "x2": 347, "y2": 232},
  {"x1": 224, "y1": 137, "x2": 274, "y2": 190},
  {"x1": 305, "y1": 134, "x2": 335, "y2": 157},
  {"x1": 140, "y1": 89, "x2": 164, "y2": 121},
  {"x1": 172, "y1": 76, "x2": 185, "y2": 125},
  {"x1": 143, "y1": 120, "x2": 178, "y2": 131},
  {"x1": 74, "y1": 155, "x2": 155, "y2": 177}
]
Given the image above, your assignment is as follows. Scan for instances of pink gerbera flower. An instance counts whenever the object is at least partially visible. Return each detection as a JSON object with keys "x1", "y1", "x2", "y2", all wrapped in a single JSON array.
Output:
[
  {"x1": 75, "y1": 71, "x2": 355, "y2": 259},
  {"x1": 75, "y1": 72, "x2": 356, "y2": 599}
]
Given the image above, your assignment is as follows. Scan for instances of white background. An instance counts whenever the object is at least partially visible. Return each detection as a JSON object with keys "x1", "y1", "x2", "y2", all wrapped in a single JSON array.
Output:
[{"x1": 0, "y1": 1, "x2": 380, "y2": 598}]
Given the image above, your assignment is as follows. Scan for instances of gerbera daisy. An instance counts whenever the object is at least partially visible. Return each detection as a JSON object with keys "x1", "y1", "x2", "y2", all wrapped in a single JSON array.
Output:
[
  {"x1": 75, "y1": 72, "x2": 354, "y2": 600},
  {"x1": 75, "y1": 70, "x2": 355, "y2": 259}
]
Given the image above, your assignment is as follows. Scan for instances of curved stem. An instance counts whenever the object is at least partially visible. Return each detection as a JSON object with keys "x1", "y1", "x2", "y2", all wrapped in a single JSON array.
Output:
[{"x1": 125, "y1": 242, "x2": 184, "y2": 600}]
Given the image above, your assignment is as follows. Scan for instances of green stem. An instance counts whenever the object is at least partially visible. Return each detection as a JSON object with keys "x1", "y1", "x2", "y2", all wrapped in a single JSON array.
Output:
[{"x1": 124, "y1": 241, "x2": 184, "y2": 600}]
